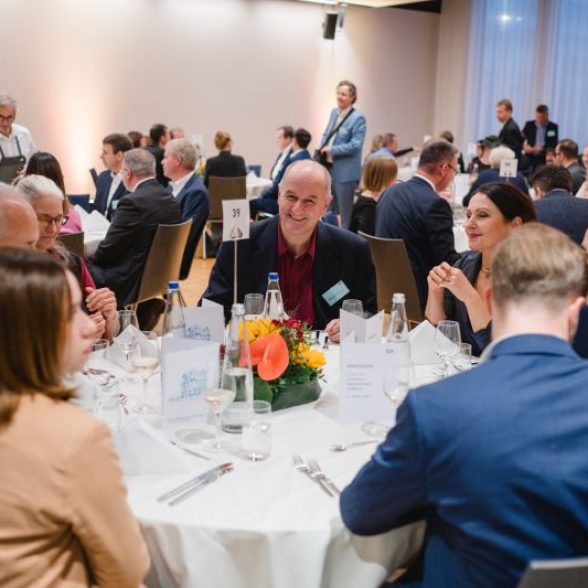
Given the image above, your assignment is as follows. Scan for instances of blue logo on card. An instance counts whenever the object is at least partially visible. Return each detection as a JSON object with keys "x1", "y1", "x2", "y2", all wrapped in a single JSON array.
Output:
[{"x1": 170, "y1": 369, "x2": 207, "y2": 402}]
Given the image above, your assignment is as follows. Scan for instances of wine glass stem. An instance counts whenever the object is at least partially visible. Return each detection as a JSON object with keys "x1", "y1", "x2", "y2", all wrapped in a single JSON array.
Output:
[
  {"x1": 214, "y1": 409, "x2": 222, "y2": 446},
  {"x1": 443, "y1": 357, "x2": 450, "y2": 377},
  {"x1": 142, "y1": 377, "x2": 149, "y2": 409}
]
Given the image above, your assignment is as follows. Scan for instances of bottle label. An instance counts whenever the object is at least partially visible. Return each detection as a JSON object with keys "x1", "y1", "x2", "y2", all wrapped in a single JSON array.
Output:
[{"x1": 322, "y1": 280, "x2": 350, "y2": 307}]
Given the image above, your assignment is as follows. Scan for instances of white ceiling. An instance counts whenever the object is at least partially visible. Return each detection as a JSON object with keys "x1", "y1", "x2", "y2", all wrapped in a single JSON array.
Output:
[{"x1": 292, "y1": 0, "x2": 431, "y2": 8}]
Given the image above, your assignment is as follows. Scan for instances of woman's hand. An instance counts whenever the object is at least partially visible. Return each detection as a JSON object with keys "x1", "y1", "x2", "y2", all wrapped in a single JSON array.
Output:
[
  {"x1": 325, "y1": 319, "x2": 340, "y2": 343},
  {"x1": 428, "y1": 263, "x2": 475, "y2": 303},
  {"x1": 88, "y1": 312, "x2": 107, "y2": 339},
  {"x1": 86, "y1": 287, "x2": 117, "y2": 321}
]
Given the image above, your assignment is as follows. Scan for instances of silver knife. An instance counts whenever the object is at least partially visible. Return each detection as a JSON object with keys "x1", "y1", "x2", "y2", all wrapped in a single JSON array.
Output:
[
  {"x1": 156, "y1": 463, "x2": 233, "y2": 503},
  {"x1": 168, "y1": 463, "x2": 234, "y2": 506}
]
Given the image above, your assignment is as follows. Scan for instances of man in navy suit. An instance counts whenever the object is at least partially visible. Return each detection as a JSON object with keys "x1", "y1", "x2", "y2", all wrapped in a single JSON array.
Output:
[
  {"x1": 163, "y1": 138, "x2": 210, "y2": 279},
  {"x1": 555, "y1": 139, "x2": 586, "y2": 194},
  {"x1": 249, "y1": 128, "x2": 312, "y2": 217},
  {"x1": 376, "y1": 140, "x2": 460, "y2": 310},
  {"x1": 532, "y1": 164, "x2": 588, "y2": 244},
  {"x1": 319, "y1": 80, "x2": 366, "y2": 229},
  {"x1": 94, "y1": 133, "x2": 132, "y2": 220},
  {"x1": 341, "y1": 223, "x2": 588, "y2": 588},
  {"x1": 522, "y1": 104, "x2": 558, "y2": 172},
  {"x1": 268, "y1": 125, "x2": 293, "y2": 181},
  {"x1": 202, "y1": 160, "x2": 376, "y2": 339}
]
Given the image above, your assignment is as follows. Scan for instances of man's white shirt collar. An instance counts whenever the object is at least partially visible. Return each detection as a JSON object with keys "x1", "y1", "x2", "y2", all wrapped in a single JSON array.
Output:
[{"x1": 170, "y1": 171, "x2": 193, "y2": 198}]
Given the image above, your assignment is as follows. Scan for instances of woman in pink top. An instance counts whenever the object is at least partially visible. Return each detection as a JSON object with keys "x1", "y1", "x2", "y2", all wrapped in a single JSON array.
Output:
[{"x1": 0, "y1": 249, "x2": 150, "y2": 587}]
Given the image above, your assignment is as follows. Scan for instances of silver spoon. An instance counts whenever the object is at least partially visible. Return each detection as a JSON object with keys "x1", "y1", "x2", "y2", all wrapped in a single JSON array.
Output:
[{"x1": 330, "y1": 440, "x2": 379, "y2": 452}]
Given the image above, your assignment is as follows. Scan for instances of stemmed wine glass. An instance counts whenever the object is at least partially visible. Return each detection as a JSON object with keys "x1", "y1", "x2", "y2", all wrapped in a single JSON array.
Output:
[
  {"x1": 433, "y1": 320, "x2": 461, "y2": 378},
  {"x1": 203, "y1": 388, "x2": 236, "y2": 452},
  {"x1": 130, "y1": 331, "x2": 160, "y2": 414},
  {"x1": 116, "y1": 310, "x2": 139, "y2": 363}
]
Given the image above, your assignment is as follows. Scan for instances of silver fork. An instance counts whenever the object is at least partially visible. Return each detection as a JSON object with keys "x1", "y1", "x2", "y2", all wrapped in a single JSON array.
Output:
[
  {"x1": 292, "y1": 454, "x2": 333, "y2": 497},
  {"x1": 308, "y1": 458, "x2": 340, "y2": 496}
]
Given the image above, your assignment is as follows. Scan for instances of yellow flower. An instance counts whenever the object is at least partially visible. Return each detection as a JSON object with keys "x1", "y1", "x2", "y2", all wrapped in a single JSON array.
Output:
[
  {"x1": 240, "y1": 318, "x2": 279, "y2": 343},
  {"x1": 293, "y1": 344, "x2": 326, "y2": 370}
]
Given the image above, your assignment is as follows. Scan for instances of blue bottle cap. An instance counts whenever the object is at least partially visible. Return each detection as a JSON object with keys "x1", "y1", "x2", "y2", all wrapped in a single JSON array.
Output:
[
  {"x1": 268, "y1": 272, "x2": 279, "y2": 280},
  {"x1": 168, "y1": 281, "x2": 180, "y2": 290}
]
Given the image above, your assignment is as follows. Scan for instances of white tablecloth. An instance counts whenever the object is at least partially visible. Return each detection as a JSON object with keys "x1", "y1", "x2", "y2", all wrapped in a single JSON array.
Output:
[
  {"x1": 119, "y1": 345, "x2": 428, "y2": 588},
  {"x1": 246, "y1": 174, "x2": 272, "y2": 199}
]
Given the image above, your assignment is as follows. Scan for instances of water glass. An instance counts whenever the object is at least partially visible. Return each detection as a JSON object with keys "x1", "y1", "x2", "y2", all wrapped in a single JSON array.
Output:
[
  {"x1": 86, "y1": 339, "x2": 111, "y2": 386},
  {"x1": 453, "y1": 342, "x2": 472, "y2": 372},
  {"x1": 94, "y1": 381, "x2": 122, "y2": 432},
  {"x1": 242, "y1": 400, "x2": 272, "y2": 461},
  {"x1": 433, "y1": 320, "x2": 461, "y2": 377},
  {"x1": 341, "y1": 299, "x2": 363, "y2": 317},
  {"x1": 244, "y1": 293, "x2": 264, "y2": 319}
]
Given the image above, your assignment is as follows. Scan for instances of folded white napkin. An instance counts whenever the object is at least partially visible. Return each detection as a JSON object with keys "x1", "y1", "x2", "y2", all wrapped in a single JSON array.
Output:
[
  {"x1": 82, "y1": 210, "x2": 110, "y2": 233},
  {"x1": 409, "y1": 320, "x2": 442, "y2": 365},
  {"x1": 114, "y1": 417, "x2": 191, "y2": 475},
  {"x1": 74, "y1": 204, "x2": 89, "y2": 220}
]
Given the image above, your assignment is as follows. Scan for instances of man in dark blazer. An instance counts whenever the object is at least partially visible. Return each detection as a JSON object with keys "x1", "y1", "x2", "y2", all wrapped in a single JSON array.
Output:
[
  {"x1": 496, "y1": 98, "x2": 524, "y2": 158},
  {"x1": 163, "y1": 138, "x2": 210, "y2": 279},
  {"x1": 249, "y1": 128, "x2": 312, "y2": 217},
  {"x1": 555, "y1": 138, "x2": 586, "y2": 194},
  {"x1": 522, "y1": 104, "x2": 558, "y2": 171},
  {"x1": 88, "y1": 149, "x2": 181, "y2": 307},
  {"x1": 145, "y1": 123, "x2": 170, "y2": 187},
  {"x1": 532, "y1": 164, "x2": 588, "y2": 244},
  {"x1": 202, "y1": 160, "x2": 376, "y2": 338},
  {"x1": 268, "y1": 125, "x2": 293, "y2": 181},
  {"x1": 341, "y1": 224, "x2": 588, "y2": 588},
  {"x1": 375, "y1": 140, "x2": 460, "y2": 310},
  {"x1": 94, "y1": 133, "x2": 132, "y2": 220}
]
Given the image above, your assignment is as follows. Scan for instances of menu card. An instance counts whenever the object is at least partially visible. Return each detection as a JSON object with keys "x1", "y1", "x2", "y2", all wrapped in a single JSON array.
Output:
[
  {"x1": 183, "y1": 299, "x2": 225, "y2": 343},
  {"x1": 339, "y1": 309, "x2": 384, "y2": 343},
  {"x1": 161, "y1": 338, "x2": 219, "y2": 429},
  {"x1": 338, "y1": 337, "x2": 397, "y2": 424}
]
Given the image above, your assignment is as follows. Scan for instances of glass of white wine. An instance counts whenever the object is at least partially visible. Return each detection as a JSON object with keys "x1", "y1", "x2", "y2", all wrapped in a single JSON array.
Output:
[
  {"x1": 130, "y1": 331, "x2": 160, "y2": 414},
  {"x1": 204, "y1": 387, "x2": 236, "y2": 452}
]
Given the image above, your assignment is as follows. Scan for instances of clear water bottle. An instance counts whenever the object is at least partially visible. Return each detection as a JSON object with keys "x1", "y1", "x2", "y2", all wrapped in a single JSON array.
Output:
[
  {"x1": 162, "y1": 281, "x2": 187, "y2": 338},
  {"x1": 221, "y1": 303, "x2": 254, "y2": 433},
  {"x1": 263, "y1": 272, "x2": 288, "y2": 320},
  {"x1": 384, "y1": 292, "x2": 413, "y2": 407}
]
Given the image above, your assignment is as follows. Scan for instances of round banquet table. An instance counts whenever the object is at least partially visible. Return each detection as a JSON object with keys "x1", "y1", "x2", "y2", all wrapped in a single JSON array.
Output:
[{"x1": 121, "y1": 344, "x2": 430, "y2": 588}]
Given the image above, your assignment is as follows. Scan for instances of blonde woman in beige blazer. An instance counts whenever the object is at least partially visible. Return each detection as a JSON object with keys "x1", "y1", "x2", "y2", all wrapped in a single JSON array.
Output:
[{"x1": 0, "y1": 249, "x2": 150, "y2": 587}]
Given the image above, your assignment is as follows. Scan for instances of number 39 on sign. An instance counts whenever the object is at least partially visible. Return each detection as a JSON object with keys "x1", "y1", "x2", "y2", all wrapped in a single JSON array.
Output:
[{"x1": 222, "y1": 199, "x2": 250, "y2": 241}]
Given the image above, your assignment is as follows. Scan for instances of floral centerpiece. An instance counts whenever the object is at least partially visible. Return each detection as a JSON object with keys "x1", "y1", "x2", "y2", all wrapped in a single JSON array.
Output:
[{"x1": 242, "y1": 318, "x2": 326, "y2": 411}]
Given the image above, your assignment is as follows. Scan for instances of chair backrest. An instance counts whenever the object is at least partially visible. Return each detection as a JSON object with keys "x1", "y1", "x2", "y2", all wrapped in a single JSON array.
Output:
[
  {"x1": 248, "y1": 164, "x2": 262, "y2": 177},
  {"x1": 134, "y1": 220, "x2": 192, "y2": 304},
  {"x1": 518, "y1": 557, "x2": 588, "y2": 588},
  {"x1": 358, "y1": 231, "x2": 423, "y2": 323},
  {"x1": 67, "y1": 194, "x2": 90, "y2": 212},
  {"x1": 57, "y1": 232, "x2": 84, "y2": 258},
  {"x1": 208, "y1": 176, "x2": 247, "y2": 221},
  {"x1": 89, "y1": 168, "x2": 99, "y2": 188}
]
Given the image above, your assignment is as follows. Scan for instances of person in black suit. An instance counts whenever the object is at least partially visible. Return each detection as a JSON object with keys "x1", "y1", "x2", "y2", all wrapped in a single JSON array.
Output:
[
  {"x1": 87, "y1": 149, "x2": 181, "y2": 308},
  {"x1": 163, "y1": 138, "x2": 210, "y2": 279},
  {"x1": 268, "y1": 125, "x2": 293, "y2": 181},
  {"x1": 375, "y1": 139, "x2": 460, "y2": 310},
  {"x1": 555, "y1": 139, "x2": 586, "y2": 194},
  {"x1": 203, "y1": 131, "x2": 247, "y2": 187},
  {"x1": 94, "y1": 133, "x2": 132, "y2": 220},
  {"x1": 531, "y1": 164, "x2": 588, "y2": 245},
  {"x1": 496, "y1": 98, "x2": 524, "y2": 159},
  {"x1": 522, "y1": 104, "x2": 559, "y2": 172},
  {"x1": 202, "y1": 160, "x2": 376, "y2": 340},
  {"x1": 145, "y1": 123, "x2": 170, "y2": 187}
]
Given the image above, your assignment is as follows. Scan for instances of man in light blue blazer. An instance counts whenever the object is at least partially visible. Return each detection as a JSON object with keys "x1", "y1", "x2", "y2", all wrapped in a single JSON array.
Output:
[
  {"x1": 163, "y1": 138, "x2": 210, "y2": 279},
  {"x1": 341, "y1": 223, "x2": 588, "y2": 588},
  {"x1": 319, "y1": 80, "x2": 366, "y2": 229}
]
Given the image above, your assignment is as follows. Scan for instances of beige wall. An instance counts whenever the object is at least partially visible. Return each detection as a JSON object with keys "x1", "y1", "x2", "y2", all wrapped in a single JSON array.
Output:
[{"x1": 2, "y1": 0, "x2": 440, "y2": 192}]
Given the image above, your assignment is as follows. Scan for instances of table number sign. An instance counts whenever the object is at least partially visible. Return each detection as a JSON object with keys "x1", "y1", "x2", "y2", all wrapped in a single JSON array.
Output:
[
  {"x1": 499, "y1": 158, "x2": 518, "y2": 178},
  {"x1": 161, "y1": 338, "x2": 219, "y2": 428},
  {"x1": 338, "y1": 337, "x2": 397, "y2": 423},
  {"x1": 222, "y1": 199, "x2": 250, "y2": 241}
]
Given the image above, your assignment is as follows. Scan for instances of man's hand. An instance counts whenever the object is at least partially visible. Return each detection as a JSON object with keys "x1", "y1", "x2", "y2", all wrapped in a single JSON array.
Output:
[{"x1": 325, "y1": 319, "x2": 340, "y2": 343}]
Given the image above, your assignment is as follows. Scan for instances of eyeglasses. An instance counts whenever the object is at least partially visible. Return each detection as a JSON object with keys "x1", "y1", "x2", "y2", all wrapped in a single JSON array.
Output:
[
  {"x1": 447, "y1": 163, "x2": 459, "y2": 174},
  {"x1": 37, "y1": 214, "x2": 69, "y2": 228},
  {"x1": 0, "y1": 114, "x2": 15, "y2": 123}
]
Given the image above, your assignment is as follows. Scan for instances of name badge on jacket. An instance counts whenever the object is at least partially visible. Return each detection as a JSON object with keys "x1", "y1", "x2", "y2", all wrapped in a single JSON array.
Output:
[{"x1": 322, "y1": 280, "x2": 350, "y2": 307}]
